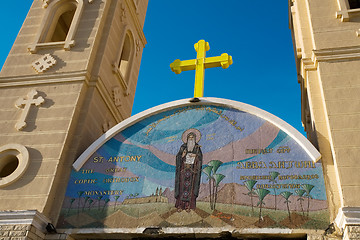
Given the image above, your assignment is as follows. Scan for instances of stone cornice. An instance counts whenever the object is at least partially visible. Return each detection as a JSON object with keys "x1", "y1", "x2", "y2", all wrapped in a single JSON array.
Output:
[
  {"x1": 0, "y1": 210, "x2": 50, "y2": 231},
  {"x1": 0, "y1": 71, "x2": 88, "y2": 88},
  {"x1": 58, "y1": 226, "x2": 322, "y2": 238},
  {"x1": 335, "y1": 207, "x2": 360, "y2": 232},
  {"x1": 300, "y1": 58, "x2": 317, "y2": 81},
  {"x1": 299, "y1": 46, "x2": 360, "y2": 77},
  {"x1": 312, "y1": 46, "x2": 360, "y2": 64}
]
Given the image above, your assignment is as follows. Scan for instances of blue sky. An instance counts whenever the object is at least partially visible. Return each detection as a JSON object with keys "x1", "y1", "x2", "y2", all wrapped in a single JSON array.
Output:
[{"x1": 0, "y1": 1, "x2": 304, "y2": 135}]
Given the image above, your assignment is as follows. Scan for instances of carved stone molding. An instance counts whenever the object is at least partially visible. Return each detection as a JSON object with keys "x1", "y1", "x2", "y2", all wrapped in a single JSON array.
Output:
[
  {"x1": 120, "y1": 2, "x2": 126, "y2": 23},
  {"x1": 42, "y1": 0, "x2": 51, "y2": 8},
  {"x1": 0, "y1": 210, "x2": 50, "y2": 233},
  {"x1": 32, "y1": 54, "x2": 57, "y2": 73},
  {"x1": 15, "y1": 89, "x2": 45, "y2": 131},
  {"x1": 112, "y1": 86, "x2": 122, "y2": 107},
  {"x1": 112, "y1": 63, "x2": 130, "y2": 96},
  {"x1": 135, "y1": 39, "x2": 140, "y2": 56},
  {"x1": 312, "y1": 46, "x2": 360, "y2": 63},
  {"x1": 335, "y1": 207, "x2": 360, "y2": 232},
  {"x1": 102, "y1": 120, "x2": 114, "y2": 133}
]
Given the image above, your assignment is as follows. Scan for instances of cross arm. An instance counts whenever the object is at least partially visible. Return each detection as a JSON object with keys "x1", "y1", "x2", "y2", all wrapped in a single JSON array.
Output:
[
  {"x1": 170, "y1": 59, "x2": 196, "y2": 74},
  {"x1": 204, "y1": 53, "x2": 233, "y2": 69}
]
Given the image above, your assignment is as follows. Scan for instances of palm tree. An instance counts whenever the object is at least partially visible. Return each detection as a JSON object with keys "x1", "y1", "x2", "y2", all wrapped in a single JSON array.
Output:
[
  {"x1": 114, "y1": 196, "x2": 120, "y2": 210},
  {"x1": 97, "y1": 196, "x2": 103, "y2": 210},
  {"x1": 82, "y1": 197, "x2": 90, "y2": 211},
  {"x1": 280, "y1": 191, "x2": 293, "y2": 222},
  {"x1": 244, "y1": 180, "x2": 257, "y2": 215},
  {"x1": 269, "y1": 171, "x2": 280, "y2": 211},
  {"x1": 295, "y1": 189, "x2": 306, "y2": 217},
  {"x1": 77, "y1": 191, "x2": 84, "y2": 214},
  {"x1": 68, "y1": 198, "x2": 75, "y2": 213},
  {"x1": 213, "y1": 173, "x2": 225, "y2": 210},
  {"x1": 202, "y1": 165, "x2": 213, "y2": 208},
  {"x1": 88, "y1": 199, "x2": 94, "y2": 211},
  {"x1": 102, "y1": 198, "x2": 110, "y2": 211},
  {"x1": 301, "y1": 184, "x2": 315, "y2": 217},
  {"x1": 254, "y1": 188, "x2": 270, "y2": 223},
  {"x1": 202, "y1": 160, "x2": 225, "y2": 210}
]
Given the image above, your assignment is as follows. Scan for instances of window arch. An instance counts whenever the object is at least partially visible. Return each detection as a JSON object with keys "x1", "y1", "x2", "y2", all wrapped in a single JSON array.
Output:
[
  {"x1": 47, "y1": 3, "x2": 77, "y2": 42},
  {"x1": 29, "y1": 0, "x2": 84, "y2": 53},
  {"x1": 112, "y1": 30, "x2": 135, "y2": 95}
]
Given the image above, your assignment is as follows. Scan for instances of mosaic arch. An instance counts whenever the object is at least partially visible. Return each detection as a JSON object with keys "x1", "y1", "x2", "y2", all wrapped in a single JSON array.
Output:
[{"x1": 58, "y1": 98, "x2": 328, "y2": 231}]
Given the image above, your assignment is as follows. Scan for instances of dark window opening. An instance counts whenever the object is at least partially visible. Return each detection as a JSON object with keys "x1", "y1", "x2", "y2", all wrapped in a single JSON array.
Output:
[
  {"x1": 0, "y1": 155, "x2": 19, "y2": 178},
  {"x1": 118, "y1": 34, "x2": 132, "y2": 79},
  {"x1": 50, "y1": 8, "x2": 76, "y2": 42},
  {"x1": 349, "y1": 0, "x2": 360, "y2": 9}
]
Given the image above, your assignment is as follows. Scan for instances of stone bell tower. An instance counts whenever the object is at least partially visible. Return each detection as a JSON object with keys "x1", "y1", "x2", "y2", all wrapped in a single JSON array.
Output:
[
  {"x1": 289, "y1": 0, "x2": 360, "y2": 239},
  {"x1": 0, "y1": 0, "x2": 147, "y2": 238}
]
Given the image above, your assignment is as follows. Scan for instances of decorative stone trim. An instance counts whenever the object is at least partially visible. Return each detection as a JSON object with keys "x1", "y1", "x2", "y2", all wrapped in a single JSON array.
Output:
[
  {"x1": 344, "y1": 225, "x2": 360, "y2": 240},
  {"x1": 0, "y1": 71, "x2": 87, "y2": 88},
  {"x1": 120, "y1": 2, "x2": 126, "y2": 23},
  {"x1": 57, "y1": 227, "x2": 322, "y2": 239},
  {"x1": 312, "y1": 46, "x2": 360, "y2": 64},
  {"x1": 29, "y1": 0, "x2": 84, "y2": 53},
  {"x1": 42, "y1": 0, "x2": 51, "y2": 8},
  {"x1": 335, "y1": 207, "x2": 360, "y2": 232},
  {"x1": 0, "y1": 210, "x2": 51, "y2": 240},
  {"x1": 135, "y1": 39, "x2": 140, "y2": 56},
  {"x1": 0, "y1": 144, "x2": 29, "y2": 187},
  {"x1": 32, "y1": 54, "x2": 57, "y2": 73},
  {"x1": 112, "y1": 63, "x2": 130, "y2": 96},
  {"x1": 112, "y1": 28, "x2": 134, "y2": 96},
  {"x1": 0, "y1": 211, "x2": 50, "y2": 227},
  {"x1": 102, "y1": 120, "x2": 114, "y2": 133},
  {"x1": 112, "y1": 86, "x2": 122, "y2": 107},
  {"x1": 15, "y1": 89, "x2": 45, "y2": 131}
]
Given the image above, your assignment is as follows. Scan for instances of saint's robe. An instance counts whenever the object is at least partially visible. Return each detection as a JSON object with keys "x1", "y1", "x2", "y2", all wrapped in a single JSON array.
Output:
[{"x1": 174, "y1": 142, "x2": 202, "y2": 210}]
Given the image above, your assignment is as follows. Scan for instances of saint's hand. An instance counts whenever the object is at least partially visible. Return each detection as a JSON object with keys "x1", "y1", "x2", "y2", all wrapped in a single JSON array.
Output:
[{"x1": 182, "y1": 150, "x2": 187, "y2": 157}]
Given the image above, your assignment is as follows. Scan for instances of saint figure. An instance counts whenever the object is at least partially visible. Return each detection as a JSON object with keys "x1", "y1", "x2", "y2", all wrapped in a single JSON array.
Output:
[{"x1": 175, "y1": 129, "x2": 203, "y2": 211}]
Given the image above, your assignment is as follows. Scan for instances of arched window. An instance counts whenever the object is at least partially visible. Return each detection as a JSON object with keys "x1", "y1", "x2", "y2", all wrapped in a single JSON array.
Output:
[
  {"x1": 118, "y1": 34, "x2": 132, "y2": 78},
  {"x1": 47, "y1": 3, "x2": 77, "y2": 42},
  {"x1": 113, "y1": 31, "x2": 135, "y2": 95},
  {"x1": 29, "y1": 0, "x2": 84, "y2": 53}
]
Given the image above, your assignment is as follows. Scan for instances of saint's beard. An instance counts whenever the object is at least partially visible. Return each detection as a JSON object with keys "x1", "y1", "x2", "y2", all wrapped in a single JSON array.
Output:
[{"x1": 187, "y1": 139, "x2": 195, "y2": 152}]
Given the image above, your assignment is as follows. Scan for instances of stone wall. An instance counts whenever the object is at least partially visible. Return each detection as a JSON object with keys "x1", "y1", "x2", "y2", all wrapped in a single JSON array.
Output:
[{"x1": 0, "y1": 224, "x2": 44, "y2": 240}]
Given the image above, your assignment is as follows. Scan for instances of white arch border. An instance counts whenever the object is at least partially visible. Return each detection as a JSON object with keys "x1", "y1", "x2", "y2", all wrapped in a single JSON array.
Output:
[{"x1": 73, "y1": 97, "x2": 321, "y2": 171}]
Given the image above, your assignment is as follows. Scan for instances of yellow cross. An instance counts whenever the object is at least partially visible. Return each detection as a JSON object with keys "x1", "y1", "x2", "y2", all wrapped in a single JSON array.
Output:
[{"x1": 170, "y1": 40, "x2": 233, "y2": 98}]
